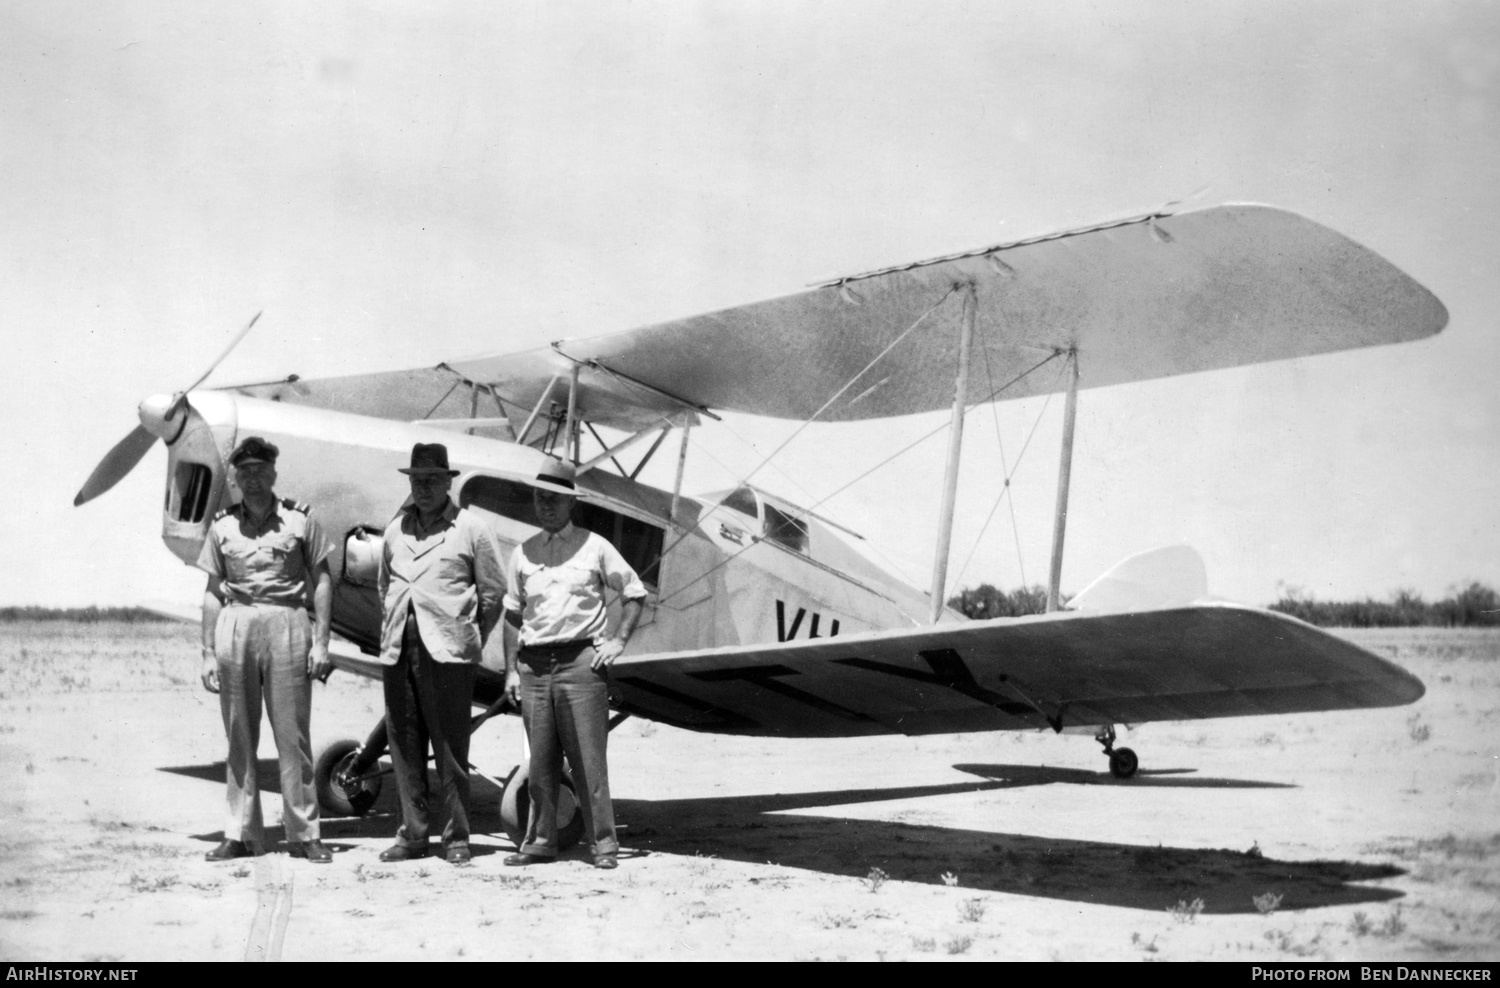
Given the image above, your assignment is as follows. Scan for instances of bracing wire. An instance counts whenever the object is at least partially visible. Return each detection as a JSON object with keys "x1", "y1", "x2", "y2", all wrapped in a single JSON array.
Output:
[
  {"x1": 650, "y1": 283, "x2": 961, "y2": 569},
  {"x1": 655, "y1": 349, "x2": 1065, "y2": 607},
  {"x1": 951, "y1": 357, "x2": 1070, "y2": 590},
  {"x1": 982, "y1": 321, "x2": 1031, "y2": 589}
]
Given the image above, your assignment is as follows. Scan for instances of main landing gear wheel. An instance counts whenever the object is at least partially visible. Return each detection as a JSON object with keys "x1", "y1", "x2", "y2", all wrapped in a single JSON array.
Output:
[
  {"x1": 1108, "y1": 747, "x2": 1139, "y2": 779},
  {"x1": 498, "y1": 760, "x2": 585, "y2": 850},
  {"x1": 1095, "y1": 725, "x2": 1140, "y2": 780},
  {"x1": 314, "y1": 738, "x2": 383, "y2": 816}
]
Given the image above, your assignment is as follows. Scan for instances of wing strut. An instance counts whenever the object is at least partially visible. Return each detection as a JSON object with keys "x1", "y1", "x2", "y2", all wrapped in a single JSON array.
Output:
[
  {"x1": 565, "y1": 363, "x2": 581, "y2": 462},
  {"x1": 669, "y1": 421, "x2": 692, "y2": 531},
  {"x1": 517, "y1": 374, "x2": 561, "y2": 446},
  {"x1": 578, "y1": 422, "x2": 671, "y2": 475},
  {"x1": 928, "y1": 283, "x2": 977, "y2": 623},
  {"x1": 1046, "y1": 351, "x2": 1080, "y2": 611}
]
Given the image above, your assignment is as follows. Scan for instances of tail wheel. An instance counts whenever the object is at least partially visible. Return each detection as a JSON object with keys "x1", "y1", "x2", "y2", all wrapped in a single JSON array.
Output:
[
  {"x1": 498, "y1": 760, "x2": 585, "y2": 850},
  {"x1": 314, "y1": 738, "x2": 382, "y2": 816},
  {"x1": 1108, "y1": 747, "x2": 1139, "y2": 779}
]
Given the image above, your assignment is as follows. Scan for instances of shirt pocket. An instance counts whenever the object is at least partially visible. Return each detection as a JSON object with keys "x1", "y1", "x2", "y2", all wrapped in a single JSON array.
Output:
[
  {"x1": 221, "y1": 539, "x2": 257, "y2": 583},
  {"x1": 261, "y1": 533, "x2": 304, "y2": 581},
  {"x1": 531, "y1": 557, "x2": 598, "y2": 609}
]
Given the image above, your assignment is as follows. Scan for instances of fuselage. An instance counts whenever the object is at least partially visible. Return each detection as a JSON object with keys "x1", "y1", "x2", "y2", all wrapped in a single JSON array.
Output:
[{"x1": 151, "y1": 391, "x2": 950, "y2": 702}]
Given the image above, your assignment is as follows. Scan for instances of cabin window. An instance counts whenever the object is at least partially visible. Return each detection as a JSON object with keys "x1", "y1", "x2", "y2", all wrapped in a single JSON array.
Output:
[
  {"x1": 459, "y1": 475, "x2": 664, "y2": 589},
  {"x1": 573, "y1": 501, "x2": 664, "y2": 588},
  {"x1": 763, "y1": 504, "x2": 809, "y2": 554},
  {"x1": 720, "y1": 486, "x2": 759, "y2": 519},
  {"x1": 459, "y1": 475, "x2": 538, "y2": 527},
  {"x1": 169, "y1": 462, "x2": 213, "y2": 523}
]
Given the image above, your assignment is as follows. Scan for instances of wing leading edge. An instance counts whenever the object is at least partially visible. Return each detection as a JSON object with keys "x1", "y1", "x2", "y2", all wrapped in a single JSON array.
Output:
[
  {"x1": 608, "y1": 604, "x2": 1425, "y2": 738},
  {"x1": 224, "y1": 204, "x2": 1446, "y2": 429}
]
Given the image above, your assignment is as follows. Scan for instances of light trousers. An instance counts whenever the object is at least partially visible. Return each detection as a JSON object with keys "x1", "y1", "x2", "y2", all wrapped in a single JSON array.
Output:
[
  {"x1": 519, "y1": 642, "x2": 618, "y2": 857},
  {"x1": 215, "y1": 603, "x2": 319, "y2": 844}
]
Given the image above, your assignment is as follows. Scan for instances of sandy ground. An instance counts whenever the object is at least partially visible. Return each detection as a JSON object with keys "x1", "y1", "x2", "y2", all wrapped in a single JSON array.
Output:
[{"x1": 0, "y1": 621, "x2": 1495, "y2": 962}]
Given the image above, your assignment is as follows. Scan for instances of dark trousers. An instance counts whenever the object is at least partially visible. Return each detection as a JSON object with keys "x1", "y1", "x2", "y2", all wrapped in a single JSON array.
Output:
[
  {"x1": 519, "y1": 643, "x2": 618, "y2": 856},
  {"x1": 382, "y1": 624, "x2": 476, "y2": 848}
]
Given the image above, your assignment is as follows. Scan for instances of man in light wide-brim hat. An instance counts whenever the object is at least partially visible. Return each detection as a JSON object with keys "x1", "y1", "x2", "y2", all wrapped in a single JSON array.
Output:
[
  {"x1": 376, "y1": 442, "x2": 506, "y2": 866},
  {"x1": 501, "y1": 457, "x2": 647, "y2": 870}
]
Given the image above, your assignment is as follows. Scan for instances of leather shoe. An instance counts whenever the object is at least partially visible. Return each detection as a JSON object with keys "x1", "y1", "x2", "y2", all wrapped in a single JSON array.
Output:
[
  {"x1": 592, "y1": 853, "x2": 619, "y2": 870},
  {"x1": 205, "y1": 839, "x2": 252, "y2": 862},
  {"x1": 503, "y1": 852, "x2": 554, "y2": 867},
  {"x1": 444, "y1": 844, "x2": 471, "y2": 865},
  {"x1": 379, "y1": 842, "x2": 428, "y2": 863},
  {"x1": 291, "y1": 839, "x2": 332, "y2": 863}
]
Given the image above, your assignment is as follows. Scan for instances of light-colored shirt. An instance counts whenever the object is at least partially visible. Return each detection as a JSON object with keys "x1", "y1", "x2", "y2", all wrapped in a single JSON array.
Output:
[
  {"x1": 379, "y1": 500, "x2": 506, "y2": 665},
  {"x1": 197, "y1": 497, "x2": 333, "y2": 609},
  {"x1": 504, "y1": 522, "x2": 647, "y2": 647}
]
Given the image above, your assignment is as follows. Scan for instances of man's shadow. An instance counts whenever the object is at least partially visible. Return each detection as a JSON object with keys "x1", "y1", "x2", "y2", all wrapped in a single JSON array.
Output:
[{"x1": 164, "y1": 759, "x2": 509, "y2": 855}]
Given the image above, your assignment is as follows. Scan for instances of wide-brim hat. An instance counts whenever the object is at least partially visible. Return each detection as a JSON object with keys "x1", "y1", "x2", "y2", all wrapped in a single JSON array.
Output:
[
  {"x1": 398, "y1": 443, "x2": 459, "y2": 476},
  {"x1": 521, "y1": 457, "x2": 579, "y2": 496}
]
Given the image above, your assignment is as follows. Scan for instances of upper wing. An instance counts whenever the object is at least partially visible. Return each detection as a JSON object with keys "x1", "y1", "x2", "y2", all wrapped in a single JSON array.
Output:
[
  {"x1": 608, "y1": 604, "x2": 1425, "y2": 737},
  {"x1": 225, "y1": 204, "x2": 1446, "y2": 428}
]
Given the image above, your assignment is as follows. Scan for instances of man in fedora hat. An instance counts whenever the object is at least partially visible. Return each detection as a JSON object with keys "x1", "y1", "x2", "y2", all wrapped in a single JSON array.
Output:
[
  {"x1": 197, "y1": 436, "x2": 334, "y2": 863},
  {"x1": 376, "y1": 442, "x2": 506, "y2": 865},
  {"x1": 501, "y1": 457, "x2": 646, "y2": 870}
]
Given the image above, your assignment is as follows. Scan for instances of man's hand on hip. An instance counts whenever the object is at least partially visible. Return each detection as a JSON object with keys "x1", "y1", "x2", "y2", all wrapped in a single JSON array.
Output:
[{"x1": 591, "y1": 637, "x2": 626, "y2": 670}]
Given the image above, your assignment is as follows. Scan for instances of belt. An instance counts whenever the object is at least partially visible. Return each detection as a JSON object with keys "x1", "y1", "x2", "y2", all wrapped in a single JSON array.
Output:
[{"x1": 520, "y1": 638, "x2": 594, "y2": 652}]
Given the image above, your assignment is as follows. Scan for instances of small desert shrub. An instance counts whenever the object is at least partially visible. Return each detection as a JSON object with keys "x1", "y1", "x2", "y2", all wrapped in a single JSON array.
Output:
[
  {"x1": 1252, "y1": 892, "x2": 1284, "y2": 915},
  {"x1": 1167, "y1": 897, "x2": 1205, "y2": 923}
]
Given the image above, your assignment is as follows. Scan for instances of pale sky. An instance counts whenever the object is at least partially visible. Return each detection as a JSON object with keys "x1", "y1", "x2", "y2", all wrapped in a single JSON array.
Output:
[{"x1": 3, "y1": 1, "x2": 1497, "y2": 608}]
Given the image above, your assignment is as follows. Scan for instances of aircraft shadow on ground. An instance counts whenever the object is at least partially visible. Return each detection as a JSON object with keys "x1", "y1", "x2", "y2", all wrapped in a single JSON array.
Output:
[
  {"x1": 950, "y1": 762, "x2": 1297, "y2": 790},
  {"x1": 162, "y1": 761, "x2": 1401, "y2": 912},
  {"x1": 612, "y1": 776, "x2": 1403, "y2": 915}
]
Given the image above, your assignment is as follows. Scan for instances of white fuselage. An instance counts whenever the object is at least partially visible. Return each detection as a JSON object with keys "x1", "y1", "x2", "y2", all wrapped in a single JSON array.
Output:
[{"x1": 153, "y1": 392, "x2": 945, "y2": 660}]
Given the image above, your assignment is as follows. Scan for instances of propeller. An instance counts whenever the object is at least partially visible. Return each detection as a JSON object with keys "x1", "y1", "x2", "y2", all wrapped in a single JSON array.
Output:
[
  {"x1": 72, "y1": 312, "x2": 262, "y2": 507},
  {"x1": 73, "y1": 425, "x2": 158, "y2": 507}
]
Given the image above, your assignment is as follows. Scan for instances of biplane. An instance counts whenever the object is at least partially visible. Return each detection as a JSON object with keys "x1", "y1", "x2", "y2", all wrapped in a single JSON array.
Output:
[{"x1": 76, "y1": 203, "x2": 1445, "y2": 846}]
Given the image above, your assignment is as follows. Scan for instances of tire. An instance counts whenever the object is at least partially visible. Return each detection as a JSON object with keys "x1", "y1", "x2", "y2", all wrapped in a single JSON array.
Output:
[
  {"x1": 1108, "y1": 746, "x2": 1139, "y2": 779},
  {"x1": 314, "y1": 738, "x2": 382, "y2": 816},
  {"x1": 498, "y1": 760, "x2": 586, "y2": 850}
]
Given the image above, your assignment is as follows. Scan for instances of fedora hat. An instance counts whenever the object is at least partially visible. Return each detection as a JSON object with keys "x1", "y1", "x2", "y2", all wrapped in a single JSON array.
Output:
[
  {"x1": 398, "y1": 443, "x2": 459, "y2": 476},
  {"x1": 524, "y1": 457, "x2": 579, "y2": 496}
]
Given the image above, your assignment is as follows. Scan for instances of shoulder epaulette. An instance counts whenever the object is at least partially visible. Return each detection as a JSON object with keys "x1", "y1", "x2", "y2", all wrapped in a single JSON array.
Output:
[
  {"x1": 281, "y1": 498, "x2": 310, "y2": 514},
  {"x1": 213, "y1": 504, "x2": 240, "y2": 521}
]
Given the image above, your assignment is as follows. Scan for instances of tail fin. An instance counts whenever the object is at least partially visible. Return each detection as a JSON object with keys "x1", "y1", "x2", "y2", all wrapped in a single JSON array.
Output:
[{"x1": 1066, "y1": 545, "x2": 1209, "y2": 613}]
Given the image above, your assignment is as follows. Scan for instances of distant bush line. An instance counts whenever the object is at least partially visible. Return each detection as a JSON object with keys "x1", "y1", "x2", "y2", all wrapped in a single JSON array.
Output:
[
  {"x1": 949, "y1": 581, "x2": 1500, "y2": 628},
  {"x1": 0, "y1": 606, "x2": 177, "y2": 623},
  {"x1": 1268, "y1": 582, "x2": 1499, "y2": 628}
]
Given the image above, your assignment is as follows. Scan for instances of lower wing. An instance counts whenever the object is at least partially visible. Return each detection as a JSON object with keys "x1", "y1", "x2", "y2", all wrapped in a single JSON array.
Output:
[{"x1": 609, "y1": 604, "x2": 1424, "y2": 738}]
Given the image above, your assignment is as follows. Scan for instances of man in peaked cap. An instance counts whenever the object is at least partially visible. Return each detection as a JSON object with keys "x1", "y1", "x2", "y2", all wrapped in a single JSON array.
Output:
[
  {"x1": 376, "y1": 443, "x2": 506, "y2": 865},
  {"x1": 501, "y1": 457, "x2": 646, "y2": 870},
  {"x1": 197, "y1": 435, "x2": 335, "y2": 863}
]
